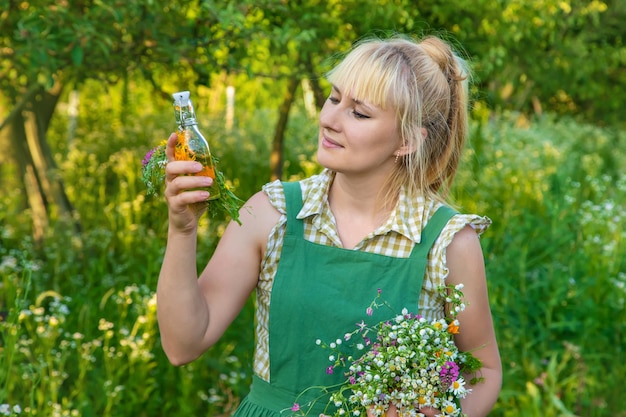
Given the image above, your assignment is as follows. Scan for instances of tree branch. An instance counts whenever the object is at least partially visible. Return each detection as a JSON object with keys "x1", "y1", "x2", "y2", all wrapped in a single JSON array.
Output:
[{"x1": 0, "y1": 83, "x2": 42, "y2": 132}]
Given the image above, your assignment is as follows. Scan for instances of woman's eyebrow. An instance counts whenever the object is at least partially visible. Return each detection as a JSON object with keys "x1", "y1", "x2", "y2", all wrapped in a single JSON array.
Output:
[
  {"x1": 331, "y1": 84, "x2": 375, "y2": 112},
  {"x1": 352, "y1": 97, "x2": 375, "y2": 112}
]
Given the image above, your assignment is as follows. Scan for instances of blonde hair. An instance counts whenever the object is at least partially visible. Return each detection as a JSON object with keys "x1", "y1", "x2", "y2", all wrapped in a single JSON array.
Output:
[{"x1": 326, "y1": 34, "x2": 470, "y2": 205}]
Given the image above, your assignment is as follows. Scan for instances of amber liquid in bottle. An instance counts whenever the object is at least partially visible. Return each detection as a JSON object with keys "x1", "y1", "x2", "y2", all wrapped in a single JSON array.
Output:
[{"x1": 172, "y1": 91, "x2": 220, "y2": 200}]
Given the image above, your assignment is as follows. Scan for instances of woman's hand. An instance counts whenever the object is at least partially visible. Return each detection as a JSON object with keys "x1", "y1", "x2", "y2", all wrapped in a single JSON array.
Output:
[
  {"x1": 163, "y1": 132, "x2": 214, "y2": 233},
  {"x1": 416, "y1": 407, "x2": 439, "y2": 417}
]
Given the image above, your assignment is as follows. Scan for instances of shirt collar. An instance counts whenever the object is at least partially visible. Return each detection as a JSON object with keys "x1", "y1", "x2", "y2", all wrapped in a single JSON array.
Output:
[
  {"x1": 383, "y1": 187, "x2": 429, "y2": 244},
  {"x1": 298, "y1": 169, "x2": 333, "y2": 219},
  {"x1": 298, "y1": 169, "x2": 430, "y2": 244}
]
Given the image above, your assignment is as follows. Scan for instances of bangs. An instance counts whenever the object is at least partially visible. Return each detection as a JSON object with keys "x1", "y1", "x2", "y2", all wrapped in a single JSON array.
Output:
[{"x1": 326, "y1": 42, "x2": 411, "y2": 111}]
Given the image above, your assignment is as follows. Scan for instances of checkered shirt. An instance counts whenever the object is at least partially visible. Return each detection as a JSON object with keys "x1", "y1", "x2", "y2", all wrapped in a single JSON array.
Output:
[{"x1": 253, "y1": 169, "x2": 491, "y2": 382}]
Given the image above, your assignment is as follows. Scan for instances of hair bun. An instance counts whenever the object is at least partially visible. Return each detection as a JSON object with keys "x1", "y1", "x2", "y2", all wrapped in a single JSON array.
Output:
[{"x1": 420, "y1": 37, "x2": 466, "y2": 82}]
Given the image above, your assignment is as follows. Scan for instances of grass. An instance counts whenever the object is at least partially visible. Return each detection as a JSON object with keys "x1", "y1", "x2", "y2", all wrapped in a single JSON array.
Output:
[{"x1": 0, "y1": 90, "x2": 624, "y2": 416}]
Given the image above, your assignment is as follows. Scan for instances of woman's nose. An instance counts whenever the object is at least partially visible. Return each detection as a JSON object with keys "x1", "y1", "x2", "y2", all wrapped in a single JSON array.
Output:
[{"x1": 319, "y1": 100, "x2": 340, "y2": 132}]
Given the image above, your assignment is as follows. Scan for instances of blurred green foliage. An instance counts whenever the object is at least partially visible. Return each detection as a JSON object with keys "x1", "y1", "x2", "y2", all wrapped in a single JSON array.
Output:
[
  {"x1": 1, "y1": 1, "x2": 625, "y2": 416},
  {"x1": 1, "y1": 0, "x2": 625, "y2": 123},
  {"x1": 1, "y1": 77, "x2": 625, "y2": 415}
]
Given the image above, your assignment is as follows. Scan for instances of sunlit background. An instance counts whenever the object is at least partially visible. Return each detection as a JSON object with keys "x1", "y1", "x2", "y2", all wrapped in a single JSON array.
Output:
[{"x1": 1, "y1": 1, "x2": 624, "y2": 416}]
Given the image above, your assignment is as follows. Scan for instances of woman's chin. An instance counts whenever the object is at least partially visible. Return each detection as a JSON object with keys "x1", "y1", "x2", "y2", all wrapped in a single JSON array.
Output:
[{"x1": 315, "y1": 151, "x2": 334, "y2": 170}]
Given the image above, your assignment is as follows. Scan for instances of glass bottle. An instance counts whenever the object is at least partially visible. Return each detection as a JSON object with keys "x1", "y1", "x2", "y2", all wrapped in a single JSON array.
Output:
[{"x1": 172, "y1": 90, "x2": 220, "y2": 200}]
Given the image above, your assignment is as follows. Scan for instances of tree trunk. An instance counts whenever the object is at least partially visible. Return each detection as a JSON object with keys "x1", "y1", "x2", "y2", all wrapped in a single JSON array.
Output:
[
  {"x1": 303, "y1": 53, "x2": 326, "y2": 109},
  {"x1": 10, "y1": 112, "x2": 49, "y2": 242},
  {"x1": 270, "y1": 76, "x2": 299, "y2": 181},
  {"x1": 2, "y1": 82, "x2": 80, "y2": 241},
  {"x1": 29, "y1": 84, "x2": 78, "y2": 227}
]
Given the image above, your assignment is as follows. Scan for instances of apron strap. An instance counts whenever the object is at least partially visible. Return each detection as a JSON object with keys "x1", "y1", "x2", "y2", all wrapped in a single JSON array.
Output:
[
  {"x1": 282, "y1": 180, "x2": 457, "y2": 259},
  {"x1": 410, "y1": 205, "x2": 458, "y2": 259},
  {"x1": 281, "y1": 181, "x2": 304, "y2": 238}
]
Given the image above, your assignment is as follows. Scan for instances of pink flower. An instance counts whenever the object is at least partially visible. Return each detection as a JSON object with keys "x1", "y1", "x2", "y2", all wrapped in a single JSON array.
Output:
[
  {"x1": 439, "y1": 361, "x2": 460, "y2": 389},
  {"x1": 142, "y1": 148, "x2": 156, "y2": 167},
  {"x1": 326, "y1": 366, "x2": 334, "y2": 374},
  {"x1": 291, "y1": 403, "x2": 300, "y2": 412},
  {"x1": 366, "y1": 307, "x2": 373, "y2": 316}
]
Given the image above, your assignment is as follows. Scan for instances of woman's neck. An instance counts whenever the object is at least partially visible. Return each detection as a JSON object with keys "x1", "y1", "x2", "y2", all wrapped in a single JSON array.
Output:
[{"x1": 327, "y1": 172, "x2": 398, "y2": 248}]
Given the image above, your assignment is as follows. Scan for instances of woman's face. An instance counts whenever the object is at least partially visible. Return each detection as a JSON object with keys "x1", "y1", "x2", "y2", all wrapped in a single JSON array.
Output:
[{"x1": 317, "y1": 84, "x2": 402, "y2": 177}]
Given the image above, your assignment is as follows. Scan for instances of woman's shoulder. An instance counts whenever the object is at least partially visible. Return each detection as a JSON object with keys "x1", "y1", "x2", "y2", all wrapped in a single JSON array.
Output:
[
  {"x1": 262, "y1": 179, "x2": 287, "y2": 214},
  {"x1": 446, "y1": 211, "x2": 491, "y2": 237},
  {"x1": 425, "y1": 200, "x2": 491, "y2": 238},
  {"x1": 423, "y1": 203, "x2": 491, "y2": 297},
  {"x1": 261, "y1": 170, "x2": 332, "y2": 214},
  {"x1": 423, "y1": 201, "x2": 491, "y2": 271}
]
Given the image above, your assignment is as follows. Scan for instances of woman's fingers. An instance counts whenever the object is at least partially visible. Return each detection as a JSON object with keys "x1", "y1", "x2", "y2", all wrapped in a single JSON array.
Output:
[
  {"x1": 165, "y1": 160, "x2": 204, "y2": 181},
  {"x1": 165, "y1": 132, "x2": 177, "y2": 161},
  {"x1": 166, "y1": 175, "x2": 213, "y2": 202},
  {"x1": 169, "y1": 189, "x2": 210, "y2": 208},
  {"x1": 418, "y1": 407, "x2": 438, "y2": 417},
  {"x1": 384, "y1": 405, "x2": 398, "y2": 417}
]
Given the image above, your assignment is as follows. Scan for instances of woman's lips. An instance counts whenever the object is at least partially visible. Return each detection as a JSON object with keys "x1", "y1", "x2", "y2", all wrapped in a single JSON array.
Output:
[{"x1": 322, "y1": 136, "x2": 343, "y2": 148}]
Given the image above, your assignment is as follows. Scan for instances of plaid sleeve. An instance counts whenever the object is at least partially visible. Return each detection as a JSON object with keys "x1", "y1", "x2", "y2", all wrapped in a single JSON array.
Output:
[
  {"x1": 419, "y1": 214, "x2": 491, "y2": 321},
  {"x1": 254, "y1": 180, "x2": 288, "y2": 381}
]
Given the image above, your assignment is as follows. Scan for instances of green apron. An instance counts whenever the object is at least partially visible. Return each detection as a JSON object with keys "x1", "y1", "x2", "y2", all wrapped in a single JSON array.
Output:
[{"x1": 233, "y1": 181, "x2": 456, "y2": 417}]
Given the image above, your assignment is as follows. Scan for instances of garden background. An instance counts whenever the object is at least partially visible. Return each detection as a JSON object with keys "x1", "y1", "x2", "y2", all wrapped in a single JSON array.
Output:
[{"x1": 1, "y1": 1, "x2": 625, "y2": 416}]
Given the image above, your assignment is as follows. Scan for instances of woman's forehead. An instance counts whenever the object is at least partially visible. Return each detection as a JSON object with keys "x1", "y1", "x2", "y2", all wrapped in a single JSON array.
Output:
[{"x1": 330, "y1": 75, "x2": 391, "y2": 110}]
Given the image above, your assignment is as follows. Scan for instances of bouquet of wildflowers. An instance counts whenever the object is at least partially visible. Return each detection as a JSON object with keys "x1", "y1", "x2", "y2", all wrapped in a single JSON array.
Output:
[
  {"x1": 141, "y1": 140, "x2": 169, "y2": 197},
  {"x1": 140, "y1": 141, "x2": 244, "y2": 224},
  {"x1": 290, "y1": 285, "x2": 482, "y2": 417}
]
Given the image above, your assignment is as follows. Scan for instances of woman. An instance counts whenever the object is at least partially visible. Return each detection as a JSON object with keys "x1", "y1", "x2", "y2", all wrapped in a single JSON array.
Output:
[{"x1": 157, "y1": 34, "x2": 502, "y2": 417}]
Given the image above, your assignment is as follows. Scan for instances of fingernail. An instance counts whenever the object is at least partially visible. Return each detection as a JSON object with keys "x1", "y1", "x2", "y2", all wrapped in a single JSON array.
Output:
[{"x1": 193, "y1": 163, "x2": 203, "y2": 172}]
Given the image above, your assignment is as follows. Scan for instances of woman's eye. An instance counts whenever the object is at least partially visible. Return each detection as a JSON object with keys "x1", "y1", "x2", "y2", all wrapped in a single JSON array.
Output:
[
  {"x1": 352, "y1": 110, "x2": 370, "y2": 119},
  {"x1": 328, "y1": 96, "x2": 339, "y2": 104}
]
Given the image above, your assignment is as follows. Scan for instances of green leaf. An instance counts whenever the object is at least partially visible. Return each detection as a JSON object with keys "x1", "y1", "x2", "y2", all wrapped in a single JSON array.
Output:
[{"x1": 71, "y1": 45, "x2": 84, "y2": 66}]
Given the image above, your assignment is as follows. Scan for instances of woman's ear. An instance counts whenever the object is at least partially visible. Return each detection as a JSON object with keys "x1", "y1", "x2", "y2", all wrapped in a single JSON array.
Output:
[{"x1": 396, "y1": 128, "x2": 427, "y2": 156}]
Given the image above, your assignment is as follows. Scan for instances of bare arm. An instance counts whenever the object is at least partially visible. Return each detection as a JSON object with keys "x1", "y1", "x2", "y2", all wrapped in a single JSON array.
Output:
[
  {"x1": 368, "y1": 224, "x2": 501, "y2": 417},
  {"x1": 446, "y1": 225, "x2": 502, "y2": 417},
  {"x1": 156, "y1": 133, "x2": 280, "y2": 365}
]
